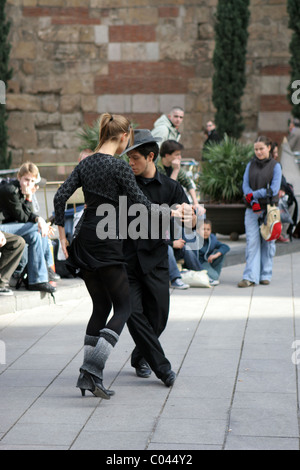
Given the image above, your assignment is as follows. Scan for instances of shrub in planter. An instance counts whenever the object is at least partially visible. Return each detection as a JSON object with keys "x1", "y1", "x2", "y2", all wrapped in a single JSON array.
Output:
[
  {"x1": 198, "y1": 136, "x2": 253, "y2": 238},
  {"x1": 198, "y1": 135, "x2": 253, "y2": 204}
]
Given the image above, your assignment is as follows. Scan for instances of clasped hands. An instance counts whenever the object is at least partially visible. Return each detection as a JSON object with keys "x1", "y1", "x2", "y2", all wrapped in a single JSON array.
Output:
[
  {"x1": 171, "y1": 203, "x2": 196, "y2": 227},
  {"x1": 245, "y1": 193, "x2": 261, "y2": 213}
]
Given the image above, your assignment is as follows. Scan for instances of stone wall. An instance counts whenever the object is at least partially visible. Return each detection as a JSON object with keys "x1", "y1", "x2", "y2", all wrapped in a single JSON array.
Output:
[{"x1": 5, "y1": 0, "x2": 292, "y2": 178}]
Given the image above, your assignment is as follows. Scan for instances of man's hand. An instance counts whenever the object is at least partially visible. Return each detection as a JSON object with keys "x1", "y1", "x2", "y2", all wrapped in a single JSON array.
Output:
[
  {"x1": 0, "y1": 231, "x2": 6, "y2": 248},
  {"x1": 172, "y1": 203, "x2": 194, "y2": 228}
]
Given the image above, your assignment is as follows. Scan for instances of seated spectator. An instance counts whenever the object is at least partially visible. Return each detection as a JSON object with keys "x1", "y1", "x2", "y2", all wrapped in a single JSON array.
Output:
[
  {"x1": 288, "y1": 117, "x2": 300, "y2": 153},
  {"x1": 197, "y1": 220, "x2": 230, "y2": 284},
  {"x1": 156, "y1": 139, "x2": 203, "y2": 211},
  {"x1": 173, "y1": 220, "x2": 230, "y2": 286},
  {"x1": 0, "y1": 231, "x2": 25, "y2": 296},
  {"x1": 0, "y1": 162, "x2": 57, "y2": 293}
]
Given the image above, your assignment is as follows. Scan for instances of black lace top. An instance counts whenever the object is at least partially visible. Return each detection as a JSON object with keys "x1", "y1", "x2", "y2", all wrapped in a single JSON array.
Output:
[{"x1": 53, "y1": 153, "x2": 166, "y2": 227}]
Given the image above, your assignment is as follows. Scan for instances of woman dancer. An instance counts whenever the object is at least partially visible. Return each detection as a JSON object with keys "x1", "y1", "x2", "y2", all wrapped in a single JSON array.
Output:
[{"x1": 54, "y1": 114, "x2": 180, "y2": 399}]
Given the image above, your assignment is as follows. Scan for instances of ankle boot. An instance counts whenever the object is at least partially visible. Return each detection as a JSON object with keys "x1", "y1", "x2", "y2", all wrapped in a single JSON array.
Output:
[
  {"x1": 76, "y1": 329, "x2": 119, "y2": 398},
  {"x1": 76, "y1": 369, "x2": 114, "y2": 399}
]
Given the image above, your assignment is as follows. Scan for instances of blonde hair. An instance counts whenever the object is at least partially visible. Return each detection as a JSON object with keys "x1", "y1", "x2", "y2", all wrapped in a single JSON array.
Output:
[
  {"x1": 94, "y1": 113, "x2": 133, "y2": 152},
  {"x1": 18, "y1": 161, "x2": 39, "y2": 179}
]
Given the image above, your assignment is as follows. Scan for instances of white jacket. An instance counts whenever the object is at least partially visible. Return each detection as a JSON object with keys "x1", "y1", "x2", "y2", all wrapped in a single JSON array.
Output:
[{"x1": 151, "y1": 114, "x2": 181, "y2": 147}]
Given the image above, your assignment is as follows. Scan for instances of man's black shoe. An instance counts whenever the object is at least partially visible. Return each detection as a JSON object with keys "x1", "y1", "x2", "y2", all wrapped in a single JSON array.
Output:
[
  {"x1": 28, "y1": 282, "x2": 56, "y2": 294},
  {"x1": 162, "y1": 370, "x2": 176, "y2": 387},
  {"x1": 135, "y1": 360, "x2": 152, "y2": 378},
  {"x1": 48, "y1": 267, "x2": 60, "y2": 281}
]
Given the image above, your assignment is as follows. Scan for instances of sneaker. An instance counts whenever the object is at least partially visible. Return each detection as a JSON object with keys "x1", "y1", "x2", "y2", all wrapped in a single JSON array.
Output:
[
  {"x1": 209, "y1": 278, "x2": 220, "y2": 286},
  {"x1": 260, "y1": 280, "x2": 270, "y2": 285},
  {"x1": 162, "y1": 370, "x2": 176, "y2": 387},
  {"x1": 0, "y1": 287, "x2": 14, "y2": 296},
  {"x1": 170, "y1": 278, "x2": 190, "y2": 289},
  {"x1": 135, "y1": 360, "x2": 152, "y2": 378}
]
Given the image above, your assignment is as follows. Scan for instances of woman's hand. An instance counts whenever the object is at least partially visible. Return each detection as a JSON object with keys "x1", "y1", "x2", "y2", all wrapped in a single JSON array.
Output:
[
  {"x1": 58, "y1": 225, "x2": 69, "y2": 259},
  {"x1": 60, "y1": 238, "x2": 69, "y2": 259}
]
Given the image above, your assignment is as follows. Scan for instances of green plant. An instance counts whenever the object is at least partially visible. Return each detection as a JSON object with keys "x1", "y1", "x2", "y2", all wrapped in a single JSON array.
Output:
[
  {"x1": 77, "y1": 119, "x2": 100, "y2": 152},
  {"x1": 212, "y1": 0, "x2": 250, "y2": 139},
  {"x1": 287, "y1": 0, "x2": 300, "y2": 120},
  {"x1": 198, "y1": 135, "x2": 253, "y2": 203},
  {"x1": 0, "y1": 0, "x2": 13, "y2": 170}
]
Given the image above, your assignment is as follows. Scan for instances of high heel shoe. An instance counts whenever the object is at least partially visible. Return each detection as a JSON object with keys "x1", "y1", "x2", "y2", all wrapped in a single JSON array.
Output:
[{"x1": 76, "y1": 370, "x2": 115, "y2": 399}]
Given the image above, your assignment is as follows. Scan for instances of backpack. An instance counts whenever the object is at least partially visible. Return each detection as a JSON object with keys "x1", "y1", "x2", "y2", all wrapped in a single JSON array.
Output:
[
  {"x1": 259, "y1": 185, "x2": 282, "y2": 242},
  {"x1": 260, "y1": 204, "x2": 282, "y2": 241}
]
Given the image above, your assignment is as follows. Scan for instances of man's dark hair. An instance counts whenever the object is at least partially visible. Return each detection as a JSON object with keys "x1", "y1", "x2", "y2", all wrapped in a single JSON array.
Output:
[
  {"x1": 132, "y1": 142, "x2": 159, "y2": 161},
  {"x1": 160, "y1": 139, "x2": 184, "y2": 157}
]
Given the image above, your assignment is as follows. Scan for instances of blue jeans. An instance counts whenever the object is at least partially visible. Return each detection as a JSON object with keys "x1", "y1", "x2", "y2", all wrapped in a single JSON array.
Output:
[
  {"x1": 174, "y1": 244, "x2": 225, "y2": 281},
  {"x1": 0, "y1": 222, "x2": 51, "y2": 285},
  {"x1": 168, "y1": 245, "x2": 182, "y2": 282},
  {"x1": 243, "y1": 208, "x2": 276, "y2": 284},
  {"x1": 201, "y1": 255, "x2": 226, "y2": 281},
  {"x1": 169, "y1": 244, "x2": 205, "y2": 281}
]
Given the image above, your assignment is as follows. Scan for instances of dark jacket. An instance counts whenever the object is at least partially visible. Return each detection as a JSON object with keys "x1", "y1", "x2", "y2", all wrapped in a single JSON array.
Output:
[
  {"x1": 0, "y1": 179, "x2": 38, "y2": 224},
  {"x1": 123, "y1": 170, "x2": 189, "y2": 274}
]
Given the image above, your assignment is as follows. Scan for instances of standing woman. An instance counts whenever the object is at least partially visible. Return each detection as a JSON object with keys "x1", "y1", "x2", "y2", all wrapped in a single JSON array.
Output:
[
  {"x1": 238, "y1": 136, "x2": 282, "y2": 288},
  {"x1": 54, "y1": 114, "x2": 176, "y2": 399}
]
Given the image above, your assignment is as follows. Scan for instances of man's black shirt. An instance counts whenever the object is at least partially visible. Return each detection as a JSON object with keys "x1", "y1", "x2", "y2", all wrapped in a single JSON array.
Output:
[{"x1": 122, "y1": 170, "x2": 189, "y2": 274}]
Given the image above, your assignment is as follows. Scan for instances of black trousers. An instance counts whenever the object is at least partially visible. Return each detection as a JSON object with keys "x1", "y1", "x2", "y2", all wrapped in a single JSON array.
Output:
[
  {"x1": 126, "y1": 257, "x2": 172, "y2": 380},
  {"x1": 0, "y1": 232, "x2": 25, "y2": 288}
]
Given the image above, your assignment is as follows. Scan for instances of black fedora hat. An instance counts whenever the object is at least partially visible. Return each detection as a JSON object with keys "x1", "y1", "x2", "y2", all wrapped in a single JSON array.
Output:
[{"x1": 120, "y1": 129, "x2": 161, "y2": 156}]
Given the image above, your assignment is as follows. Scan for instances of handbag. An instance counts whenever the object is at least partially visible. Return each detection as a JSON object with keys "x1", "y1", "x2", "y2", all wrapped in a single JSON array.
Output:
[{"x1": 180, "y1": 269, "x2": 211, "y2": 288}]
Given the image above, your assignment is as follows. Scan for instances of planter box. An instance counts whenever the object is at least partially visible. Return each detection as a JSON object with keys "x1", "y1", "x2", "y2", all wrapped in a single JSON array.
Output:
[{"x1": 202, "y1": 203, "x2": 246, "y2": 239}]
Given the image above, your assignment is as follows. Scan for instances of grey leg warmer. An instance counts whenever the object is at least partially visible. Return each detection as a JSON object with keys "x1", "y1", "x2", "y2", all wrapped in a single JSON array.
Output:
[{"x1": 80, "y1": 328, "x2": 119, "y2": 379}]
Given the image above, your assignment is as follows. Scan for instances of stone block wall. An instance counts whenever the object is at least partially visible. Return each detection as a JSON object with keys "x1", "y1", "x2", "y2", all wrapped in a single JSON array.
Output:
[{"x1": 4, "y1": 0, "x2": 292, "y2": 178}]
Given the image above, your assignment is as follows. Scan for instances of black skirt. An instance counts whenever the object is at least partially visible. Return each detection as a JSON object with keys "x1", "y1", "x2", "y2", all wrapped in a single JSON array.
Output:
[{"x1": 66, "y1": 222, "x2": 124, "y2": 275}]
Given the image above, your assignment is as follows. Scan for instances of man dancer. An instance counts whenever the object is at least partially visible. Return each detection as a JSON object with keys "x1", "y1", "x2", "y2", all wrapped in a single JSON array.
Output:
[{"x1": 120, "y1": 129, "x2": 195, "y2": 387}]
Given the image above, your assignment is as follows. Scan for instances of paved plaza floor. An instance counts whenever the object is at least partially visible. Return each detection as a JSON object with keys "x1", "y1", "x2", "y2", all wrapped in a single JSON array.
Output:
[{"x1": 0, "y1": 252, "x2": 300, "y2": 451}]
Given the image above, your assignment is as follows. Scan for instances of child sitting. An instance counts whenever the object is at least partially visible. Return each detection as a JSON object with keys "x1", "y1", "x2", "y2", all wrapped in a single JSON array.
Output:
[{"x1": 196, "y1": 220, "x2": 230, "y2": 285}]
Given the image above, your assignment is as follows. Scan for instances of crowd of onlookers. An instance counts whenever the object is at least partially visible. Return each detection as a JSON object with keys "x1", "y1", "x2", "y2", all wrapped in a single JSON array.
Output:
[{"x1": 0, "y1": 109, "x2": 299, "y2": 297}]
